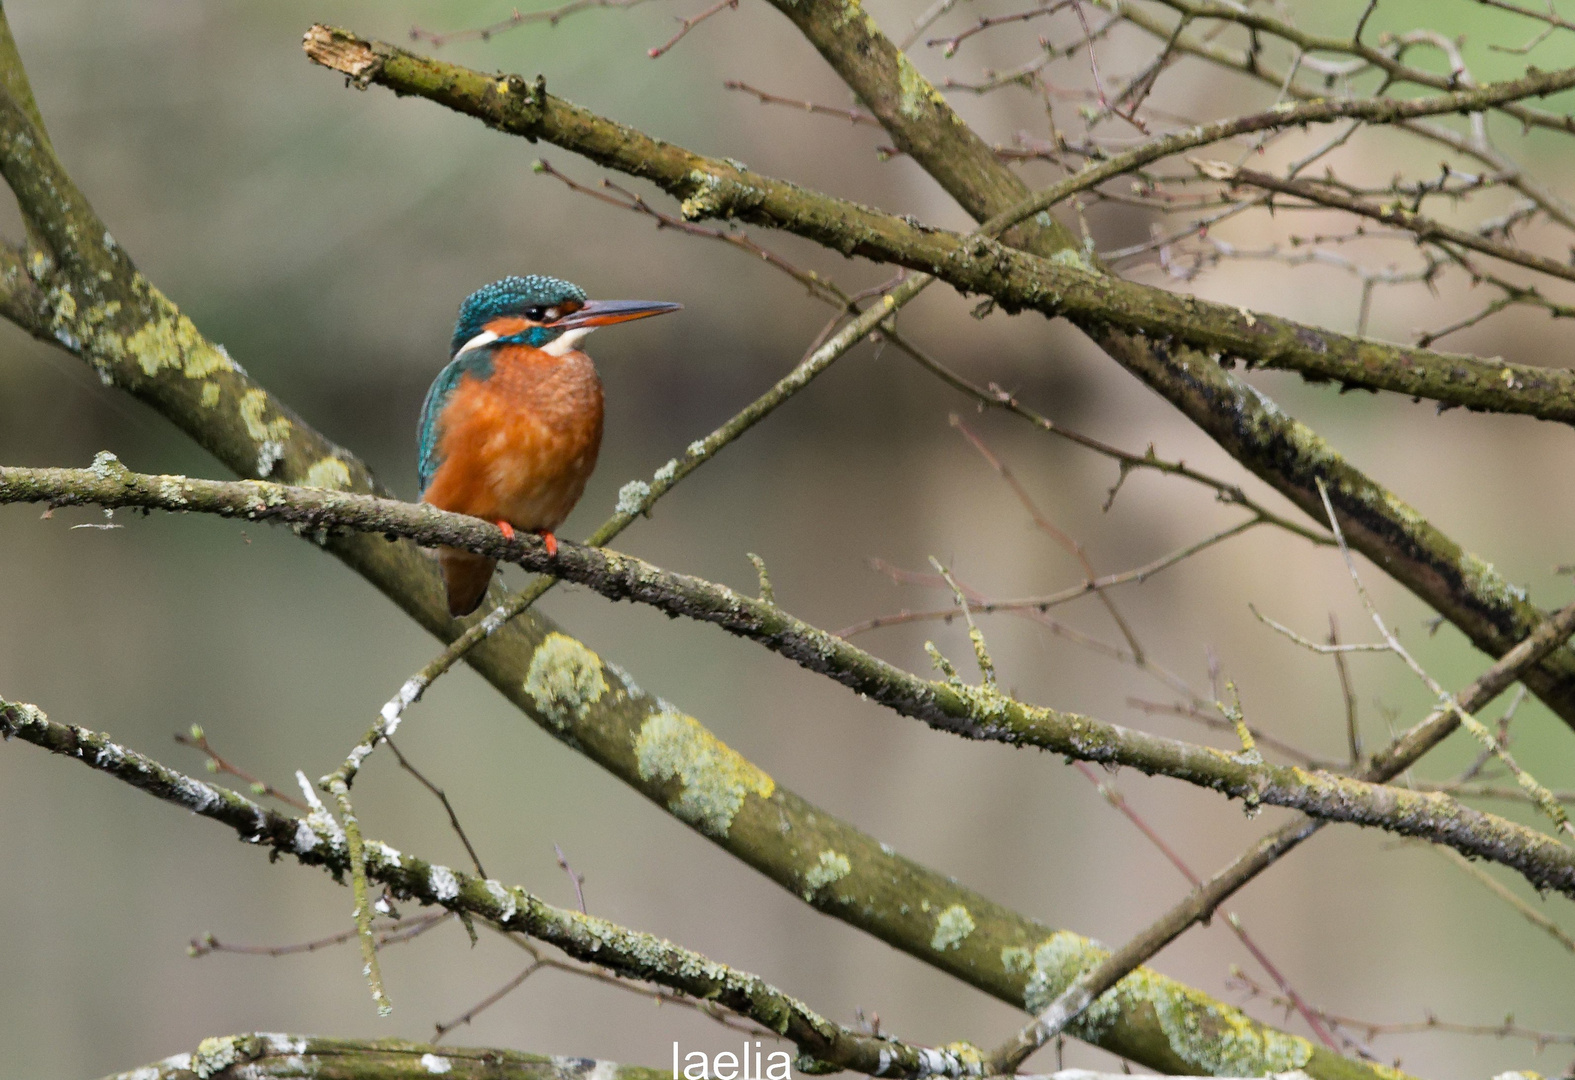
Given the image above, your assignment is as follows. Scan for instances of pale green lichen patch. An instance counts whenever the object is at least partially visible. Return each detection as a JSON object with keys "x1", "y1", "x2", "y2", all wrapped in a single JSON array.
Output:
[
  {"x1": 1050, "y1": 247, "x2": 1099, "y2": 274},
  {"x1": 1001, "y1": 944, "x2": 1034, "y2": 975},
  {"x1": 303, "y1": 456, "x2": 352, "y2": 491},
  {"x1": 1151, "y1": 982, "x2": 1313, "y2": 1075},
  {"x1": 616, "y1": 479, "x2": 650, "y2": 515},
  {"x1": 123, "y1": 298, "x2": 234, "y2": 380},
  {"x1": 930, "y1": 903, "x2": 975, "y2": 951},
  {"x1": 802, "y1": 849, "x2": 851, "y2": 899},
  {"x1": 1020, "y1": 933, "x2": 1313, "y2": 1074},
  {"x1": 239, "y1": 388, "x2": 293, "y2": 476},
  {"x1": 939, "y1": 1043, "x2": 983, "y2": 1070},
  {"x1": 200, "y1": 381, "x2": 221, "y2": 408},
  {"x1": 192, "y1": 1036, "x2": 242, "y2": 1079},
  {"x1": 634, "y1": 707, "x2": 775, "y2": 837},
  {"x1": 239, "y1": 389, "x2": 291, "y2": 444},
  {"x1": 523, "y1": 633, "x2": 609, "y2": 731},
  {"x1": 895, "y1": 52, "x2": 949, "y2": 121}
]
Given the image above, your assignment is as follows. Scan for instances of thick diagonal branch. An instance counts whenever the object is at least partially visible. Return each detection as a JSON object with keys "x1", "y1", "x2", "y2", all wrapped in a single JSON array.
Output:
[
  {"x1": 7, "y1": 460, "x2": 1573, "y2": 899},
  {"x1": 301, "y1": 23, "x2": 1575, "y2": 741},
  {"x1": 987, "y1": 593, "x2": 1575, "y2": 1070},
  {"x1": 0, "y1": 21, "x2": 1362, "y2": 1075},
  {"x1": 301, "y1": 27, "x2": 1575, "y2": 424},
  {"x1": 0, "y1": 702, "x2": 978, "y2": 1080},
  {"x1": 99, "y1": 1035, "x2": 667, "y2": 1080}
]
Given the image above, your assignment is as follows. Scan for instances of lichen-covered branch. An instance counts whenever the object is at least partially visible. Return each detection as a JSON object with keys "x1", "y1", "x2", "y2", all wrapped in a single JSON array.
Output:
[
  {"x1": 99, "y1": 1034, "x2": 668, "y2": 1080},
  {"x1": 747, "y1": 0, "x2": 1575, "y2": 744},
  {"x1": 0, "y1": 702, "x2": 976, "y2": 1080},
  {"x1": 302, "y1": 26, "x2": 1575, "y2": 425},
  {"x1": 987, "y1": 593, "x2": 1575, "y2": 1070},
  {"x1": 6, "y1": 460, "x2": 1572, "y2": 900},
  {"x1": 0, "y1": 17, "x2": 1462, "y2": 1078},
  {"x1": 301, "y1": 22, "x2": 1575, "y2": 742},
  {"x1": 99, "y1": 1035, "x2": 1311, "y2": 1080}
]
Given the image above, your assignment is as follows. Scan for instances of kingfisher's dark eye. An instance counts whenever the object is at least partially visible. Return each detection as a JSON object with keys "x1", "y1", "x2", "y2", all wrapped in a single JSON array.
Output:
[{"x1": 524, "y1": 305, "x2": 548, "y2": 322}]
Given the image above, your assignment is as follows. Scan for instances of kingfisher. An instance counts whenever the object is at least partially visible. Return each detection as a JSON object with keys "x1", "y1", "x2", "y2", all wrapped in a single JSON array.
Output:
[{"x1": 419, "y1": 275, "x2": 681, "y2": 617}]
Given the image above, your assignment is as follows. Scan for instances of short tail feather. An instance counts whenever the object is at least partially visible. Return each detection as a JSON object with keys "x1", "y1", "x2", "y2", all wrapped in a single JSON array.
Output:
[{"x1": 439, "y1": 547, "x2": 497, "y2": 618}]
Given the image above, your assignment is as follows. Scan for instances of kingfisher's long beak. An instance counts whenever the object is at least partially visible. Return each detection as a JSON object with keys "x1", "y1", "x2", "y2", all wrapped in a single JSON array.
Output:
[{"x1": 553, "y1": 299, "x2": 682, "y2": 330}]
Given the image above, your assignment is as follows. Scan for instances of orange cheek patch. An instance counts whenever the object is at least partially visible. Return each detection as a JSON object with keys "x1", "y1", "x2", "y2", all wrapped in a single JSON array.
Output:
[{"x1": 485, "y1": 315, "x2": 532, "y2": 337}]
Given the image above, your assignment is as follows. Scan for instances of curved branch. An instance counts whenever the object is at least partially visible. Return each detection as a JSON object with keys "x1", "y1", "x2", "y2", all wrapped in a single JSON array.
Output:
[
  {"x1": 0, "y1": 703, "x2": 967, "y2": 1080},
  {"x1": 101, "y1": 1035, "x2": 666, "y2": 1080},
  {"x1": 1196, "y1": 160, "x2": 1575, "y2": 285},
  {"x1": 301, "y1": 23, "x2": 1575, "y2": 742},
  {"x1": 7, "y1": 460, "x2": 1574, "y2": 900},
  {"x1": 745, "y1": 0, "x2": 1575, "y2": 742},
  {"x1": 301, "y1": 27, "x2": 1575, "y2": 425},
  {"x1": 0, "y1": 17, "x2": 1473, "y2": 1078},
  {"x1": 1149, "y1": 0, "x2": 1575, "y2": 138}
]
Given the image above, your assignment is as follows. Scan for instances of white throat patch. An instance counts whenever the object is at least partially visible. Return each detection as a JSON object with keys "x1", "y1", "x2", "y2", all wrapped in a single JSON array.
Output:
[
  {"x1": 542, "y1": 326, "x2": 595, "y2": 356},
  {"x1": 453, "y1": 329, "x2": 499, "y2": 357}
]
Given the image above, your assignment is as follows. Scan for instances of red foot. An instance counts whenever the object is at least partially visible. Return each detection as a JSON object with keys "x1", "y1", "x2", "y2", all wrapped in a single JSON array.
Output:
[
  {"x1": 537, "y1": 529, "x2": 559, "y2": 558},
  {"x1": 495, "y1": 520, "x2": 517, "y2": 541}
]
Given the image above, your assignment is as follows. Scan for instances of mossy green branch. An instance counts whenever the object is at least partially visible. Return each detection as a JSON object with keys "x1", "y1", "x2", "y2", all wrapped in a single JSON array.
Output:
[
  {"x1": 7, "y1": 459, "x2": 1573, "y2": 900},
  {"x1": 301, "y1": 25, "x2": 1575, "y2": 426},
  {"x1": 0, "y1": 703, "x2": 980, "y2": 1080},
  {"x1": 0, "y1": 699, "x2": 1414, "y2": 1080},
  {"x1": 0, "y1": 38, "x2": 1375, "y2": 1076},
  {"x1": 100, "y1": 1034, "x2": 668, "y2": 1080},
  {"x1": 0, "y1": 17, "x2": 1480, "y2": 1077},
  {"x1": 301, "y1": 22, "x2": 1575, "y2": 741}
]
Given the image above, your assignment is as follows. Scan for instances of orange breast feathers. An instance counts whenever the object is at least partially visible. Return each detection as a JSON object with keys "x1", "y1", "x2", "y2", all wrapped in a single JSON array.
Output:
[{"x1": 422, "y1": 345, "x2": 605, "y2": 533}]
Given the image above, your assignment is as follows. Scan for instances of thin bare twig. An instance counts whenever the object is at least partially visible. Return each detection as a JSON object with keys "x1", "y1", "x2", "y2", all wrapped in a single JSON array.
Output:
[
  {"x1": 927, "y1": 2, "x2": 1072, "y2": 57},
  {"x1": 1328, "y1": 615, "x2": 1362, "y2": 767},
  {"x1": 843, "y1": 517, "x2": 1263, "y2": 640},
  {"x1": 173, "y1": 725, "x2": 308, "y2": 812},
  {"x1": 724, "y1": 81, "x2": 883, "y2": 126},
  {"x1": 383, "y1": 734, "x2": 488, "y2": 879},
  {"x1": 410, "y1": 0, "x2": 659, "y2": 47},
  {"x1": 554, "y1": 842, "x2": 588, "y2": 914},
  {"x1": 649, "y1": 0, "x2": 736, "y2": 58},
  {"x1": 1229, "y1": 969, "x2": 1575, "y2": 1049},
  {"x1": 188, "y1": 911, "x2": 452, "y2": 958},
  {"x1": 1071, "y1": 761, "x2": 1337, "y2": 1048}
]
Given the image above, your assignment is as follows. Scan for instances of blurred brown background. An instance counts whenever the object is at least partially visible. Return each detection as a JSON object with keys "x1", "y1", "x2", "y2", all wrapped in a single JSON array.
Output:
[{"x1": 0, "y1": 2, "x2": 1571, "y2": 1079}]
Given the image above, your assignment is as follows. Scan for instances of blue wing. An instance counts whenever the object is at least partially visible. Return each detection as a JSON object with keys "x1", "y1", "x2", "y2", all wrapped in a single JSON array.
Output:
[{"x1": 418, "y1": 348, "x2": 495, "y2": 495}]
